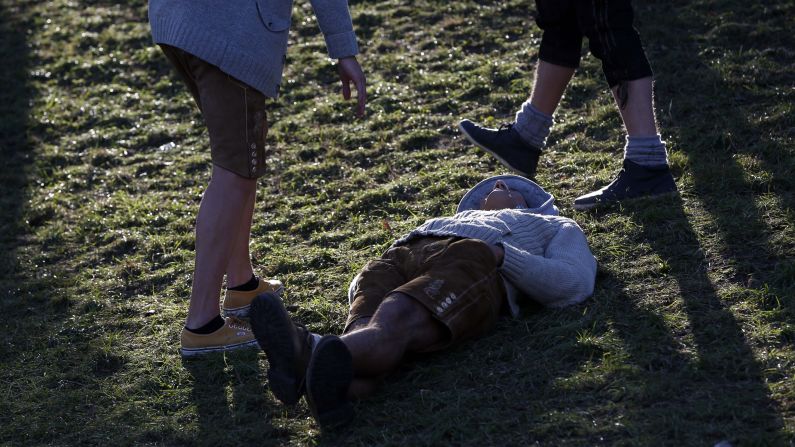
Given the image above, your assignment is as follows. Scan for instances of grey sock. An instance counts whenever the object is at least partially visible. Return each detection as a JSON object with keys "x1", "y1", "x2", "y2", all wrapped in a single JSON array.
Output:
[
  {"x1": 513, "y1": 101, "x2": 553, "y2": 149},
  {"x1": 624, "y1": 134, "x2": 668, "y2": 166}
]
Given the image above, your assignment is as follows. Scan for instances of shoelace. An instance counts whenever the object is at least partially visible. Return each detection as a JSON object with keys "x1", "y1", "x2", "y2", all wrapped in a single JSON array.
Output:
[
  {"x1": 227, "y1": 317, "x2": 251, "y2": 332},
  {"x1": 497, "y1": 122, "x2": 514, "y2": 132}
]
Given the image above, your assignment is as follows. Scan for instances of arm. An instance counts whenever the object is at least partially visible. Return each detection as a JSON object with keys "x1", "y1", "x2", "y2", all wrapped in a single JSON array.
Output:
[
  {"x1": 498, "y1": 223, "x2": 597, "y2": 307},
  {"x1": 309, "y1": 0, "x2": 366, "y2": 116},
  {"x1": 309, "y1": 0, "x2": 358, "y2": 59}
]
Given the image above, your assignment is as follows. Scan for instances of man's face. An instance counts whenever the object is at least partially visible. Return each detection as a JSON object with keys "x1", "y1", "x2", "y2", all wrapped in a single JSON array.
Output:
[{"x1": 479, "y1": 180, "x2": 529, "y2": 211}]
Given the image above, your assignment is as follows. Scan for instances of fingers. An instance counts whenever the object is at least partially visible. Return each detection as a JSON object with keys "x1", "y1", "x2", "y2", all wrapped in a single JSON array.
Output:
[
  {"x1": 355, "y1": 76, "x2": 366, "y2": 117},
  {"x1": 338, "y1": 57, "x2": 366, "y2": 118},
  {"x1": 342, "y1": 78, "x2": 351, "y2": 100}
]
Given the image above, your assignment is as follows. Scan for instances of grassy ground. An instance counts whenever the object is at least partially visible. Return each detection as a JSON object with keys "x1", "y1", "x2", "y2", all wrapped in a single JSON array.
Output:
[{"x1": 1, "y1": 0, "x2": 793, "y2": 445}]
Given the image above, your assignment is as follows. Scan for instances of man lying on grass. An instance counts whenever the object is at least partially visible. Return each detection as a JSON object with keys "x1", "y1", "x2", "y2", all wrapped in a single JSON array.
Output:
[{"x1": 250, "y1": 175, "x2": 597, "y2": 429}]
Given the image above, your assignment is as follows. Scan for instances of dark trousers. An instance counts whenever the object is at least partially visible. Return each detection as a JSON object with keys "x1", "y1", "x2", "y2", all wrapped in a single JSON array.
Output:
[{"x1": 536, "y1": 0, "x2": 653, "y2": 87}]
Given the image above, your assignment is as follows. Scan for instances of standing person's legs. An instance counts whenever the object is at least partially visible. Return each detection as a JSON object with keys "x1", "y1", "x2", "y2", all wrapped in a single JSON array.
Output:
[
  {"x1": 516, "y1": 0, "x2": 581, "y2": 139},
  {"x1": 159, "y1": 45, "x2": 278, "y2": 356},
  {"x1": 579, "y1": 0, "x2": 658, "y2": 138},
  {"x1": 458, "y1": 0, "x2": 580, "y2": 178},
  {"x1": 571, "y1": 0, "x2": 677, "y2": 210},
  {"x1": 202, "y1": 64, "x2": 285, "y2": 318},
  {"x1": 187, "y1": 165, "x2": 257, "y2": 330}
]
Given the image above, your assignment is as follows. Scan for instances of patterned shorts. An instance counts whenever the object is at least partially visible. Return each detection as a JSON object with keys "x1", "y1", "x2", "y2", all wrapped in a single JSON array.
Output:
[
  {"x1": 346, "y1": 237, "x2": 506, "y2": 352},
  {"x1": 159, "y1": 45, "x2": 269, "y2": 178}
]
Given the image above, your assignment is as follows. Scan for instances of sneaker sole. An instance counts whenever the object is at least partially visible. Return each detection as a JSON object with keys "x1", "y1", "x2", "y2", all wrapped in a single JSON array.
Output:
[
  {"x1": 306, "y1": 336, "x2": 354, "y2": 430},
  {"x1": 458, "y1": 122, "x2": 532, "y2": 178},
  {"x1": 249, "y1": 293, "x2": 302, "y2": 406},
  {"x1": 223, "y1": 284, "x2": 285, "y2": 318},
  {"x1": 572, "y1": 201, "x2": 598, "y2": 211},
  {"x1": 180, "y1": 338, "x2": 259, "y2": 357},
  {"x1": 572, "y1": 189, "x2": 678, "y2": 211}
]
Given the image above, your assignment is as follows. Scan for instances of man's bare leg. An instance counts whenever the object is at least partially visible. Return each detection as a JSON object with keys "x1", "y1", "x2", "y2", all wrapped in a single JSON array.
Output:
[
  {"x1": 225, "y1": 185, "x2": 256, "y2": 287},
  {"x1": 337, "y1": 318, "x2": 377, "y2": 398},
  {"x1": 303, "y1": 292, "x2": 445, "y2": 423},
  {"x1": 185, "y1": 165, "x2": 257, "y2": 330},
  {"x1": 611, "y1": 76, "x2": 658, "y2": 136},
  {"x1": 341, "y1": 292, "x2": 446, "y2": 379},
  {"x1": 529, "y1": 60, "x2": 576, "y2": 116}
]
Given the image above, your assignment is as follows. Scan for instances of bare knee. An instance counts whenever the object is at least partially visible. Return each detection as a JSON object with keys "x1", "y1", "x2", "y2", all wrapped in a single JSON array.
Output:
[
  {"x1": 372, "y1": 293, "x2": 427, "y2": 329},
  {"x1": 371, "y1": 292, "x2": 445, "y2": 350},
  {"x1": 210, "y1": 164, "x2": 257, "y2": 195},
  {"x1": 344, "y1": 317, "x2": 371, "y2": 334}
]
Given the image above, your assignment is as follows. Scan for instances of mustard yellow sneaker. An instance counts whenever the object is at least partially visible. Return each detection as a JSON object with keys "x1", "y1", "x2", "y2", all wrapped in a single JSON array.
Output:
[
  {"x1": 180, "y1": 317, "x2": 258, "y2": 357},
  {"x1": 223, "y1": 277, "x2": 284, "y2": 318}
]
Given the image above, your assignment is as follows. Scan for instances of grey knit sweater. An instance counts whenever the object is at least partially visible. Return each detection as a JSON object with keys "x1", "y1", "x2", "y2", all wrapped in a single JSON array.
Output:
[
  {"x1": 393, "y1": 209, "x2": 597, "y2": 315},
  {"x1": 149, "y1": 0, "x2": 359, "y2": 98}
]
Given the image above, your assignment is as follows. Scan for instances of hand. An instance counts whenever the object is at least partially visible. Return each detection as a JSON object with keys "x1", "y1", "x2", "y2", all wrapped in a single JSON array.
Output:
[
  {"x1": 338, "y1": 56, "x2": 366, "y2": 118},
  {"x1": 490, "y1": 244, "x2": 505, "y2": 265}
]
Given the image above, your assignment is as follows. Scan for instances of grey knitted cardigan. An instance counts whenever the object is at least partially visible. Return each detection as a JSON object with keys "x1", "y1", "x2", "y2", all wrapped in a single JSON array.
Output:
[
  {"x1": 393, "y1": 209, "x2": 597, "y2": 316},
  {"x1": 149, "y1": 0, "x2": 359, "y2": 97}
]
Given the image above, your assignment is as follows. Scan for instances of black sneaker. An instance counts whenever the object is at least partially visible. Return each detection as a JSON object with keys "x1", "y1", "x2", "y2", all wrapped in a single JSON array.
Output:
[
  {"x1": 573, "y1": 160, "x2": 677, "y2": 210},
  {"x1": 458, "y1": 119, "x2": 541, "y2": 178},
  {"x1": 305, "y1": 335, "x2": 354, "y2": 430},
  {"x1": 250, "y1": 292, "x2": 314, "y2": 406}
]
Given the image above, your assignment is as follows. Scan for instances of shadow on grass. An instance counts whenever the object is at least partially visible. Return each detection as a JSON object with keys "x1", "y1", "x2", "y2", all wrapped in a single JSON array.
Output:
[
  {"x1": 0, "y1": 0, "x2": 70, "y2": 377},
  {"x1": 675, "y1": 63, "x2": 795, "y2": 316},
  {"x1": 0, "y1": 0, "x2": 81, "y2": 375},
  {"x1": 0, "y1": 2, "x2": 33, "y2": 292},
  {"x1": 645, "y1": 0, "x2": 795, "y2": 311},
  {"x1": 614, "y1": 195, "x2": 785, "y2": 444},
  {"x1": 181, "y1": 349, "x2": 281, "y2": 445}
]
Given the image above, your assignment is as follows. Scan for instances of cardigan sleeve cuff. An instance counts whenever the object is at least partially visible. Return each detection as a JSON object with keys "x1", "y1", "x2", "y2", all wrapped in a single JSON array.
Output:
[
  {"x1": 499, "y1": 242, "x2": 530, "y2": 280},
  {"x1": 325, "y1": 31, "x2": 359, "y2": 59}
]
